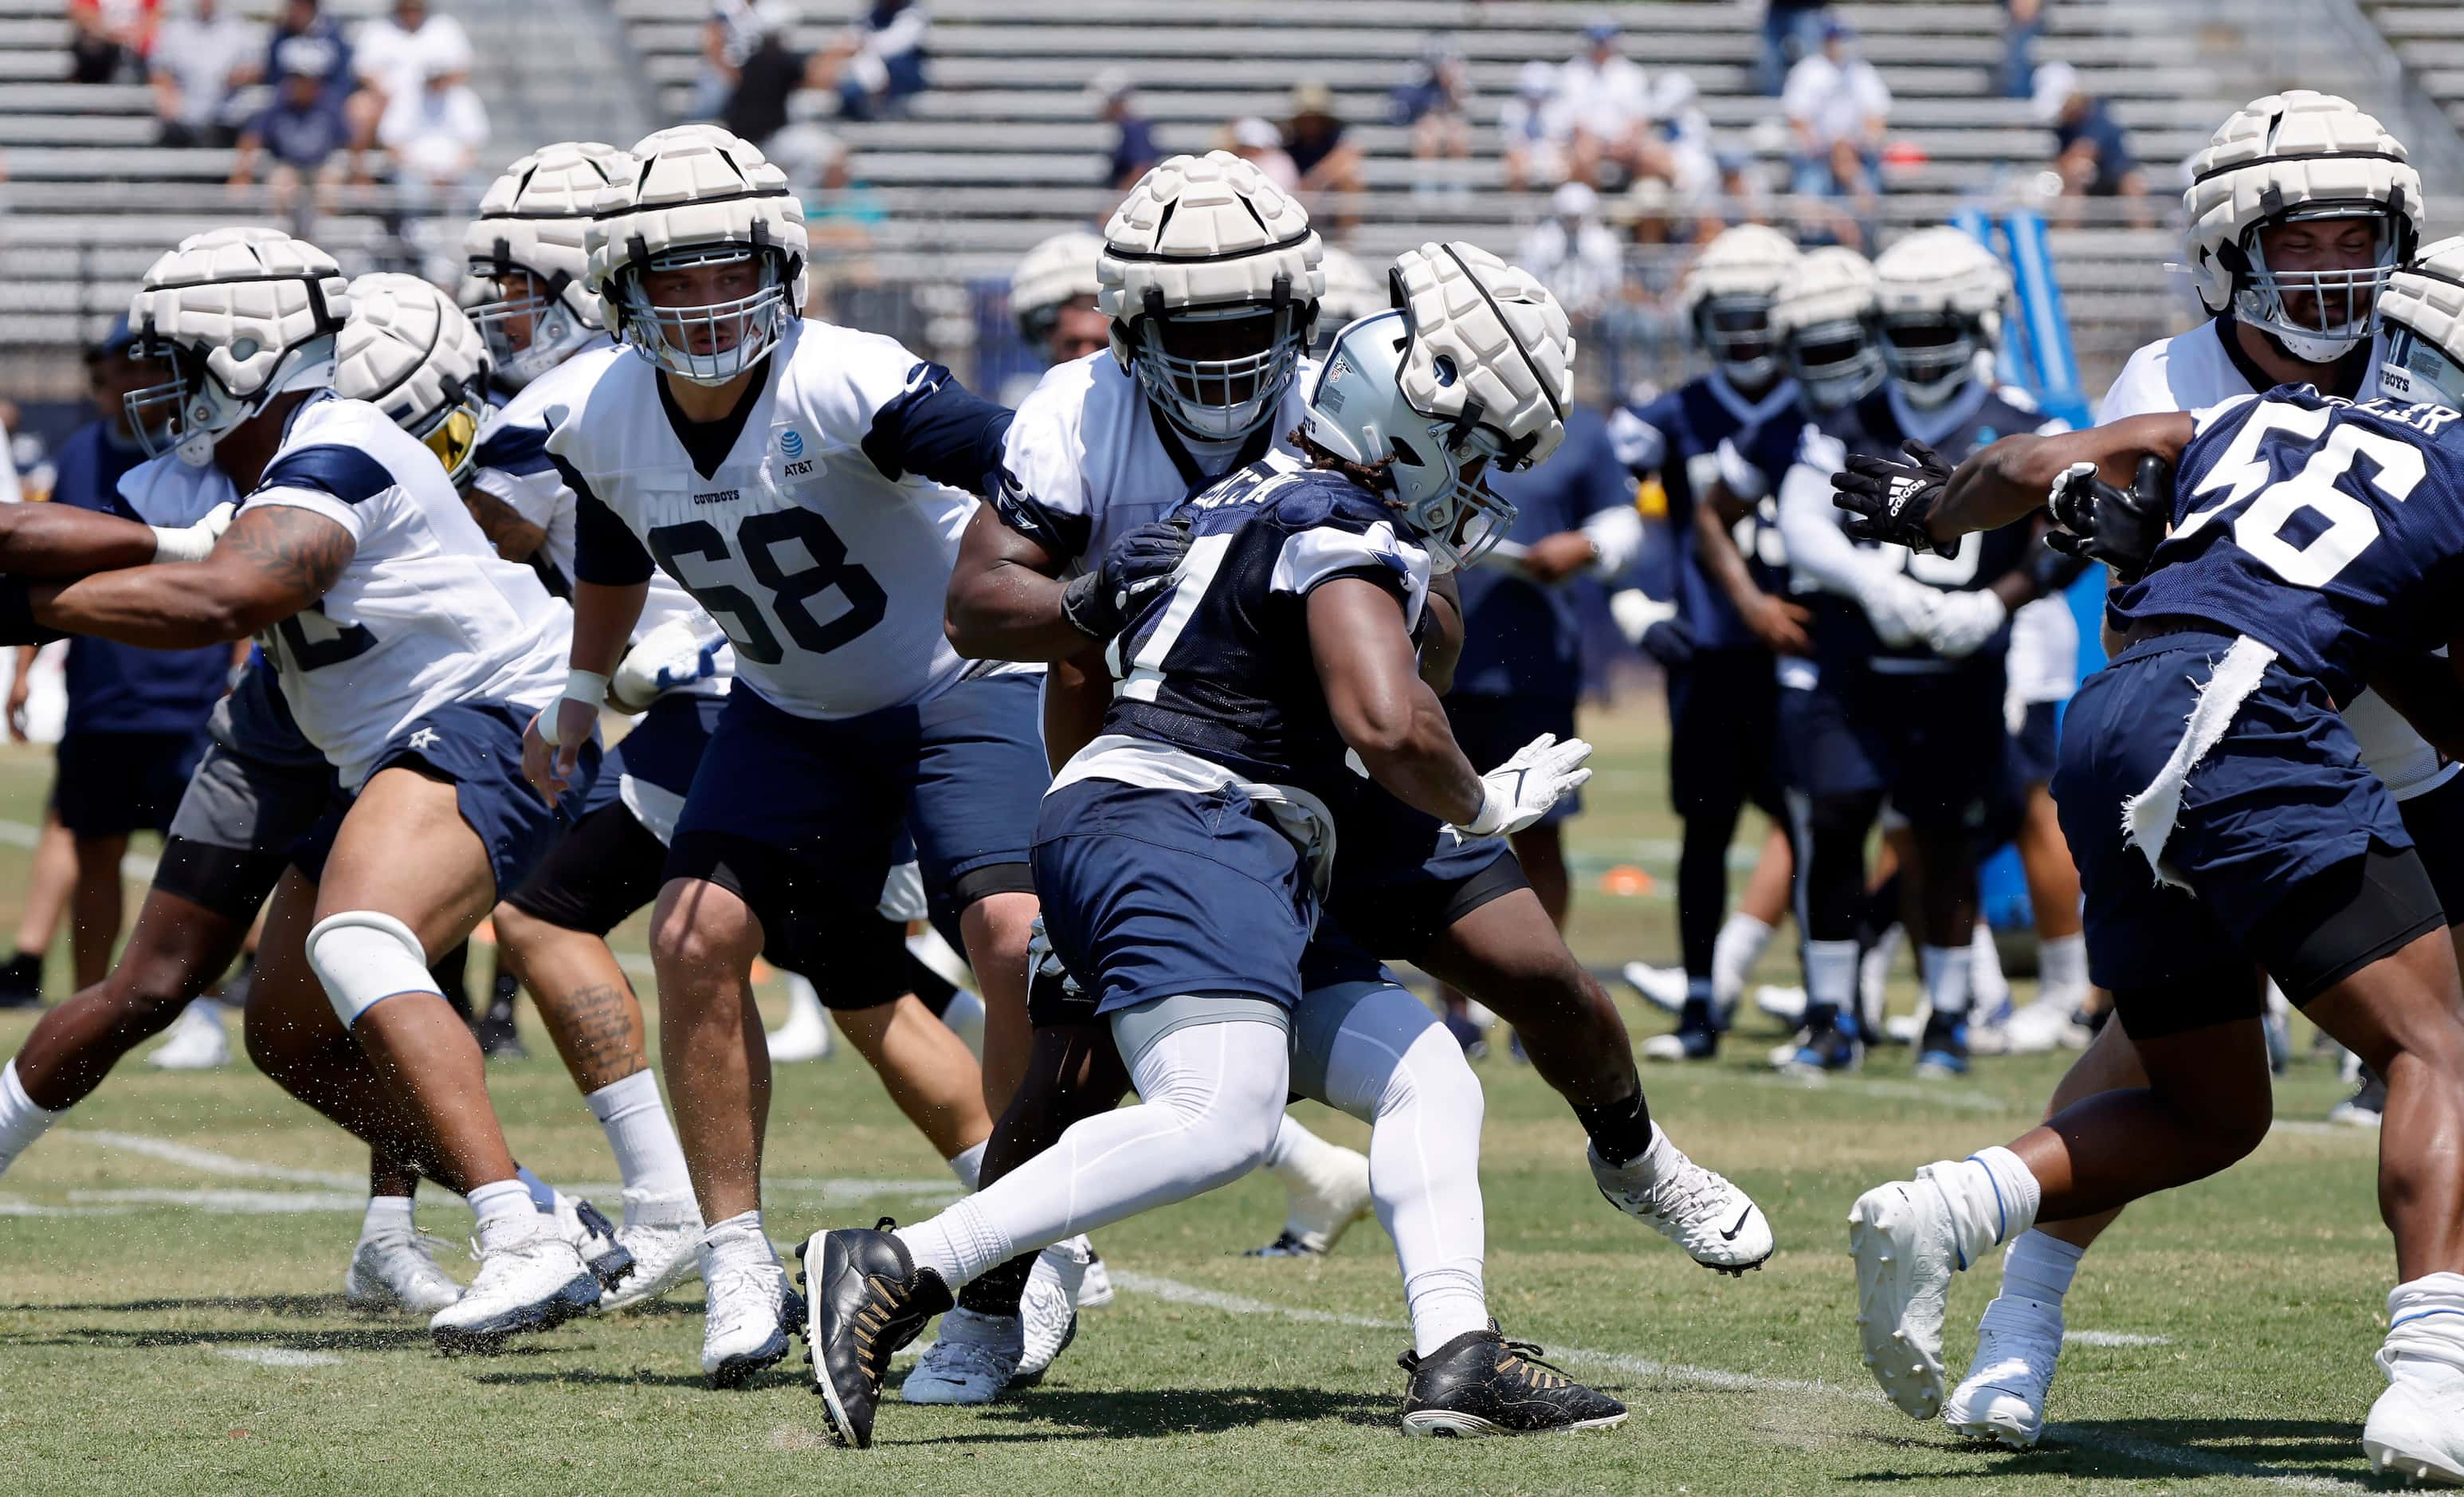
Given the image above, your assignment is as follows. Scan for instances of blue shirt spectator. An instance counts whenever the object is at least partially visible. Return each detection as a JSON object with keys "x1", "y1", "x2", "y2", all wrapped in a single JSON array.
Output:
[
  {"x1": 263, "y1": 0, "x2": 352, "y2": 116},
  {"x1": 1452, "y1": 407, "x2": 1640, "y2": 698},
  {"x1": 52, "y1": 429, "x2": 229, "y2": 739}
]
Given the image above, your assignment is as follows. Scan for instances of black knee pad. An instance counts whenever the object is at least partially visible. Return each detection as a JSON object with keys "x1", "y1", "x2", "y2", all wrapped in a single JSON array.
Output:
[
  {"x1": 506, "y1": 803, "x2": 671, "y2": 938},
  {"x1": 151, "y1": 837, "x2": 289, "y2": 926}
]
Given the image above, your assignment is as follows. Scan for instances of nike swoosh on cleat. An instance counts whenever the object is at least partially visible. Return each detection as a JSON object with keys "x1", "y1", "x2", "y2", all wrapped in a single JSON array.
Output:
[{"x1": 1719, "y1": 1207, "x2": 1753, "y2": 1242}]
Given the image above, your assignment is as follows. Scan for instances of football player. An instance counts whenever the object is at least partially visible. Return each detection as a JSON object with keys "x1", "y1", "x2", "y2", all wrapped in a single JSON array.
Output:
[
  {"x1": 804, "y1": 246, "x2": 1629, "y2": 1448},
  {"x1": 1833, "y1": 234, "x2": 2464, "y2": 1488}
]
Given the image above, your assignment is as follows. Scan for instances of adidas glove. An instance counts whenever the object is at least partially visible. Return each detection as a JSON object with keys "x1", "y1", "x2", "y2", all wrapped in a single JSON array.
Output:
[
  {"x1": 151, "y1": 501, "x2": 236, "y2": 564},
  {"x1": 1458, "y1": 732, "x2": 1595, "y2": 838},
  {"x1": 1024, "y1": 914, "x2": 1083, "y2": 1012},
  {"x1": 1061, "y1": 517, "x2": 1194, "y2": 641},
  {"x1": 1855, "y1": 572, "x2": 1940, "y2": 650},
  {"x1": 611, "y1": 613, "x2": 730, "y2": 712},
  {"x1": 2046, "y1": 455, "x2": 2169, "y2": 583},
  {"x1": 1831, "y1": 440, "x2": 1954, "y2": 554},
  {"x1": 1921, "y1": 588, "x2": 2007, "y2": 658}
]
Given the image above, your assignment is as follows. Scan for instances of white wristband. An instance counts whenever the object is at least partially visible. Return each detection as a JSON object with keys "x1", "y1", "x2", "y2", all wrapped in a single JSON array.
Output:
[
  {"x1": 539, "y1": 670, "x2": 610, "y2": 746},
  {"x1": 150, "y1": 525, "x2": 207, "y2": 564},
  {"x1": 1461, "y1": 781, "x2": 1509, "y2": 838}
]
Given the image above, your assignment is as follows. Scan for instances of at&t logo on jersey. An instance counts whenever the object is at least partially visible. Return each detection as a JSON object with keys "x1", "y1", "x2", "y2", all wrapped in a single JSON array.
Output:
[
  {"x1": 779, "y1": 426, "x2": 815, "y2": 477},
  {"x1": 780, "y1": 428, "x2": 806, "y2": 458}
]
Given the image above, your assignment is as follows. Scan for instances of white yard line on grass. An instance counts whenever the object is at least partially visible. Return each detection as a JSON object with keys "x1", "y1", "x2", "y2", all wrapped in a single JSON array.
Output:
[
  {"x1": 216, "y1": 1346, "x2": 342, "y2": 1368},
  {"x1": 1109, "y1": 1271, "x2": 2359, "y2": 1493},
  {"x1": 64, "y1": 1130, "x2": 363, "y2": 1189},
  {"x1": 0, "y1": 816, "x2": 157, "y2": 882}
]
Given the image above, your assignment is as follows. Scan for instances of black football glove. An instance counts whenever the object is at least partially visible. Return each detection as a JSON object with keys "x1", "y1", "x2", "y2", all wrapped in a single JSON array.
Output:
[
  {"x1": 2045, "y1": 454, "x2": 2169, "y2": 583},
  {"x1": 1638, "y1": 616, "x2": 1697, "y2": 670},
  {"x1": 1830, "y1": 439, "x2": 1954, "y2": 554},
  {"x1": 1060, "y1": 517, "x2": 1194, "y2": 640}
]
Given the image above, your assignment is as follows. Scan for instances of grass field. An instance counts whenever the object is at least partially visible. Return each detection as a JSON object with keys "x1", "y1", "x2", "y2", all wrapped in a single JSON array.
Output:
[{"x1": 0, "y1": 703, "x2": 2409, "y2": 1495}]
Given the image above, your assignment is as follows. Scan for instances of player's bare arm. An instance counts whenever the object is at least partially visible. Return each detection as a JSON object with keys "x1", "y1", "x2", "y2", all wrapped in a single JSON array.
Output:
[
  {"x1": 0, "y1": 504, "x2": 173, "y2": 576},
  {"x1": 1696, "y1": 479, "x2": 1811, "y2": 654},
  {"x1": 526, "y1": 577, "x2": 647, "y2": 802},
  {"x1": 463, "y1": 488, "x2": 548, "y2": 564},
  {"x1": 945, "y1": 505, "x2": 1087, "y2": 662},
  {"x1": 1419, "y1": 570, "x2": 1463, "y2": 694},
  {"x1": 1309, "y1": 576, "x2": 1485, "y2": 825},
  {"x1": 30, "y1": 504, "x2": 354, "y2": 648},
  {"x1": 1041, "y1": 646, "x2": 1111, "y2": 772},
  {"x1": 1833, "y1": 415, "x2": 2195, "y2": 550}
]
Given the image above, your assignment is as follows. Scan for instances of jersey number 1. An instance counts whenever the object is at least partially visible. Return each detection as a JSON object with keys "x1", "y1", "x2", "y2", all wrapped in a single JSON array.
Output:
[{"x1": 646, "y1": 512, "x2": 887, "y2": 666}]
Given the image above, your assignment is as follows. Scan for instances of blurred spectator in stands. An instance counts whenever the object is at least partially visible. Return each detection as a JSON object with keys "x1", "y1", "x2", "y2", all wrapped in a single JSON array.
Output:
[
  {"x1": 695, "y1": 0, "x2": 767, "y2": 120},
  {"x1": 2003, "y1": 0, "x2": 2045, "y2": 99},
  {"x1": 818, "y1": 0, "x2": 927, "y2": 123},
  {"x1": 720, "y1": 2, "x2": 813, "y2": 150},
  {"x1": 1519, "y1": 181, "x2": 1626, "y2": 320},
  {"x1": 379, "y1": 55, "x2": 487, "y2": 213},
  {"x1": 345, "y1": 0, "x2": 471, "y2": 183},
  {"x1": 771, "y1": 124, "x2": 882, "y2": 256},
  {"x1": 69, "y1": 0, "x2": 154, "y2": 84},
  {"x1": 1700, "y1": 151, "x2": 1776, "y2": 240},
  {"x1": 1760, "y1": 0, "x2": 1830, "y2": 97},
  {"x1": 2033, "y1": 61, "x2": 2149, "y2": 222},
  {"x1": 1393, "y1": 34, "x2": 1471, "y2": 173},
  {"x1": 0, "y1": 399, "x2": 23, "y2": 508},
  {"x1": 1784, "y1": 18, "x2": 1889, "y2": 235},
  {"x1": 1561, "y1": 16, "x2": 1652, "y2": 190},
  {"x1": 252, "y1": 0, "x2": 351, "y2": 116},
  {"x1": 151, "y1": 0, "x2": 253, "y2": 147},
  {"x1": 1091, "y1": 69, "x2": 1157, "y2": 192},
  {"x1": 1501, "y1": 59, "x2": 1571, "y2": 192},
  {"x1": 1225, "y1": 116, "x2": 1298, "y2": 194},
  {"x1": 1646, "y1": 71, "x2": 1720, "y2": 206},
  {"x1": 1285, "y1": 81, "x2": 1363, "y2": 236},
  {"x1": 230, "y1": 40, "x2": 347, "y2": 222}
]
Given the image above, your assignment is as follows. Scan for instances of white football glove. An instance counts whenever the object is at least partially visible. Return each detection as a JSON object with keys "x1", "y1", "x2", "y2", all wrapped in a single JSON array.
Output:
[
  {"x1": 151, "y1": 501, "x2": 236, "y2": 564},
  {"x1": 610, "y1": 613, "x2": 730, "y2": 712},
  {"x1": 1608, "y1": 587, "x2": 1675, "y2": 648},
  {"x1": 1024, "y1": 914, "x2": 1084, "y2": 1004},
  {"x1": 1856, "y1": 572, "x2": 1940, "y2": 650},
  {"x1": 1458, "y1": 732, "x2": 1595, "y2": 838},
  {"x1": 1921, "y1": 588, "x2": 2008, "y2": 659}
]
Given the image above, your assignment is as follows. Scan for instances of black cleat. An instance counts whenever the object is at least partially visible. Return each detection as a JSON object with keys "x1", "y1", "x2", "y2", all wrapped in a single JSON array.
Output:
[
  {"x1": 571, "y1": 1197, "x2": 637, "y2": 1291},
  {"x1": 1399, "y1": 1326, "x2": 1628, "y2": 1437},
  {"x1": 801, "y1": 1219, "x2": 952, "y2": 1448},
  {"x1": 0, "y1": 952, "x2": 43, "y2": 1010}
]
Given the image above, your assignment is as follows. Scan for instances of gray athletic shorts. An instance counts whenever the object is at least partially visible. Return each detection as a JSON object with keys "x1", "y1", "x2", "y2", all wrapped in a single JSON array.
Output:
[{"x1": 164, "y1": 741, "x2": 340, "y2": 854}]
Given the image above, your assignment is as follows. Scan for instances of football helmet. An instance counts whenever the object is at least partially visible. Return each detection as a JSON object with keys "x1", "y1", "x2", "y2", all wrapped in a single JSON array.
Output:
[
  {"x1": 1771, "y1": 246, "x2": 1882, "y2": 411},
  {"x1": 2374, "y1": 236, "x2": 2464, "y2": 409},
  {"x1": 465, "y1": 140, "x2": 635, "y2": 389},
  {"x1": 1677, "y1": 223, "x2": 1800, "y2": 393},
  {"x1": 335, "y1": 272, "x2": 492, "y2": 485},
  {"x1": 124, "y1": 227, "x2": 351, "y2": 466},
  {"x1": 1010, "y1": 230, "x2": 1103, "y2": 347},
  {"x1": 1872, "y1": 227, "x2": 2009, "y2": 406}
]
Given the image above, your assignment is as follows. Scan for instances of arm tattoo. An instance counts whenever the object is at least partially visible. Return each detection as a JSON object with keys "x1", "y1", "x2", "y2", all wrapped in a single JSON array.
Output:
[
  {"x1": 464, "y1": 489, "x2": 547, "y2": 563},
  {"x1": 220, "y1": 505, "x2": 355, "y2": 602}
]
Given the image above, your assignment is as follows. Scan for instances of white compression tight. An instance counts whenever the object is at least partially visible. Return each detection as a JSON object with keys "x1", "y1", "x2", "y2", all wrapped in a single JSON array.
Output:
[
  {"x1": 1301, "y1": 982, "x2": 1489, "y2": 1357},
  {"x1": 894, "y1": 1012, "x2": 1290, "y2": 1288}
]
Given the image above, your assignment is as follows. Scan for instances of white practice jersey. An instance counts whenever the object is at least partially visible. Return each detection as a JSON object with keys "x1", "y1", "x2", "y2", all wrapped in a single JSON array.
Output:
[
  {"x1": 2098, "y1": 318, "x2": 2451, "y2": 799},
  {"x1": 549, "y1": 318, "x2": 1013, "y2": 721},
  {"x1": 995, "y1": 351, "x2": 1315, "y2": 577},
  {"x1": 242, "y1": 395, "x2": 571, "y2": 788},
  {"x1": 471, "y1": 336, "x2": 733, "y2": 698}
]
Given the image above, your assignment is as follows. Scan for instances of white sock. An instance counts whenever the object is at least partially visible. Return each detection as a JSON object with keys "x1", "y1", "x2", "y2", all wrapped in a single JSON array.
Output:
[
  {"x1": 1862, "y1": 925, "x2": 1903, "y2": 1017},
  {"x1": 360, "y1": 1193, "x2": 414, "y2": 1241},
  {"x1": 2039, "y1": 933, "x2": 2088, "y2": 999},
  {"x1": 1917, "y1": 1145, "x2": 2042, "y2": 1270},
  {"x1": 1922, "y1": 943, "x2": 1975, "y2": 1021},
  {"x1": 947, "y1": 1141, "x2": 987, "y2": 1192},
  {"x1": 897, "y1": 1016, "x2": 1290, "y2": 1292},
  {"x1": 0, "y1": 1059, "x2": 61, "y2": 1173},
  {"x1": 2387, "y1": 1272, "x2": 2464, "y2": 1354},
  {"x1": 1986, "y1": 1228, "x2": 2083, "y2": 1328},
  {"x1": 1711, "y1": 914, "x2": 1775, "y2": 1008},
  {"x1": 466, "y1": 1177, "x2": 532, "y2": 1224},
  {"x1": 1970, "y1": 924, "x2": 2009, "y2": 1012},
  {"x1": 701, "y1": 1208, "x2": 771, "y2": 1270},
  {"x1": 1262, "y1": 1113, "x2": 1340, "y2": 1185},
  {"x1": 584, "y1": 1070, "x2": 693, "y2": 1199},
  {"x1": 1806, "y1": 939, "x2": 1858, "y2": 1018}
]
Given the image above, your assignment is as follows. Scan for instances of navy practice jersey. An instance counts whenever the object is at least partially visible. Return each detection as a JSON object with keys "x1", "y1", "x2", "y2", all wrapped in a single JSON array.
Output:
[
  {"x1": 1609, "y1": 372, "x2": 1797, "y2": 651},
  {"x1": 1103, "y1": 458, "x2": 1431, "y2": 804},
  {"x1": 1454, "y1": 406, "x2": 1631, "y2": 697},
  {"x1": 2111, "y1": 385, "x2": 2464, "y2": 706},
  {"x1": 1744, "y1": 383, "x2": 2048, "y2": 669}
]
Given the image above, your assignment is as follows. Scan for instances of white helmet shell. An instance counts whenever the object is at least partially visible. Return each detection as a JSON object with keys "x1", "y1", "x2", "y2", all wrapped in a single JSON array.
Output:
[
  {"x1": 125, "y1": 226, "x2": 351, "y2": 466},
  {"x1": 465, "y1": 140, "x2": 635, "y2": 388},
  {"x1": 1771, "y1": 246, "x2": 1882, "y2": 411},
  {"x1": 1010, "y1": 229, "x2": 1104, "y2": 345},
  {"x1": 1099, "y1": 150, "x2": 1323, "y2": 442},
  {"x1": 2183, "y1": 90, "x2": 2421, "y2": 363},
  {"x1": 1301, "y1": 242, "x2": 1574, "y2": 571},
  {"x1": 1873, "y1": 227, "x2": 2009, "y2": 405},
  {"x1": 1677, "y1": 223, "x2": 1799, "y2": 391},
  {"x1": 335, "y1": 272, "x2": 492, "y2": 484},
  {"x1": 2374, "y1": 235, "x2": 2464, "y2": 409},
  {"x1": 587, "y1": 124, "x2": 808, "y2": 385}
]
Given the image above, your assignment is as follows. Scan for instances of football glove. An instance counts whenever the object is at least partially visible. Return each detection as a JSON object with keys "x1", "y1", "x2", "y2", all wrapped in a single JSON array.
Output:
[
  {"x1": 1921, "y1": 588, "x2": 2008, "y2": 659},
  {"x1": 1831, "y1": 440, "x2": 1954, "y2": 554},
  {"x1": 1856, "y1": 572, "x2": 1940, "y2": 650},
  {"x1": 2046, "y1": 455, "x2": 2170, "y2": 583},
  {"x1": 1060, "y1": 517, "x2": 1194, "y2": 641},
  {"x1": 151, "y1": 501, "x2": 236, "y2": 564},
  {"x1": 1458, "y1": 733, "x2": 1595, "y2": 838},
  {"x1": 1023, "y1": 914, "x2": 1083, "y2": 1012},
  {"x1": 611, "y1": 613, "x2": 730, "y2": 712}
]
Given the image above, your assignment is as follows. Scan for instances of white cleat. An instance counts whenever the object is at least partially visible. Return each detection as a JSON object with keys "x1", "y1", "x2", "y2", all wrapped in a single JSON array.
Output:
[
  {"x1": 601, "y1": 1189, "x2": 703, "y2": 1311},
  {"x1": 765, "y1": 972, "x2": 835, "y2": 1062},
  {"x1": 1016, "y1": 1242, "x2": 1085, "y2": 1382},
  {"x1": 1590, "y1": 1132, "x2": 1773, "y2": 1274},
  {"x1": 1619, "y1": 961, "x2": 1688, "y2": 1013},
  {"x1": 1943, "y1": 1308, "x2": 2061, "y2": 1448},
  {"x1": 2366, "y1": 1316, "x2": 2464, "y2": 1486},
  {"x1": 429, "y1": 1211, "x2": 599, "y2": 1354},
  {"x1": 902, "y1": 1306, "x2": 1025, "y2": 1405},
  {"x1": 1250, "y1": 1138, "x2": 1372, "y2": 1258},
  {"x1": 1076, "y1": 1242, "x2": 1114, "y2": 1308},
  {"x1": 1997, "y1": 996, "x2": 2090, "y2": 1055},
  {"x1": 1847, "y1": 1177, "x2": 1962, "y2": 1419},
  {"x1": 343, "y1": 1226, "x2": 463, "y2": 1314},
  {"x1": 148, "y1": 997, "x2": 232, "y2": 1070},
  {"x1": 699, "y1": 1242, "x2": 798, "y2": 1388},
  {"x1": 1756, "y1": 985, "x2": 1807, "y2": 1025}
]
